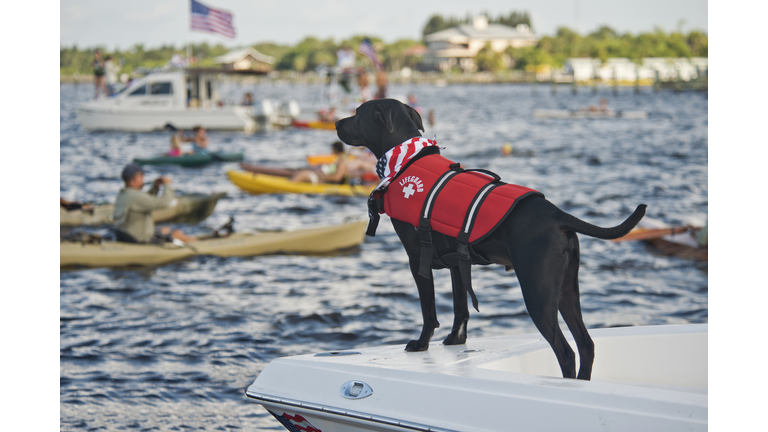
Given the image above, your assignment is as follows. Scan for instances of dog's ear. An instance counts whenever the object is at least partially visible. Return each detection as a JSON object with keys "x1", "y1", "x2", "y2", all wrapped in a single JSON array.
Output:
[
  {"x1": 405, "y1": 104, "x2": 425, "y2": 132},
  {"x1": 373, "y1": 104, "x2": 395, "y2": 133}
]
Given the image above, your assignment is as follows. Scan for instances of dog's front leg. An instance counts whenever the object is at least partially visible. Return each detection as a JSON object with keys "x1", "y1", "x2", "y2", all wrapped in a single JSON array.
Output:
[
  {"x1": 443, "y1": 266, "x2": 469, "y2": 345},
  {"x1": 405, "y1": 256, "x2": 439, "y2": 351},
  {"x1": 392, "y1": 219, "x2": 439, "y2": 352}
]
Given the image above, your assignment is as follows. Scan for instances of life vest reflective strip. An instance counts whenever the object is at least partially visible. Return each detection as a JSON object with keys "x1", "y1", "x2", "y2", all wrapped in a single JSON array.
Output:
[{"x1": 370, "y1": 151, "x2": 543, "y2": 311}]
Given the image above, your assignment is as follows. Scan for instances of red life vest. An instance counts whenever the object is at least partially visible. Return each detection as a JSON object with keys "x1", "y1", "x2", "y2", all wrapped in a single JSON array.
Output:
[
  {"x1": 368, "y1": 149, "x2": 543, "y2": 311},
  {"x1": 379, "y1": 153, "x2": 541, "y2": 243}
]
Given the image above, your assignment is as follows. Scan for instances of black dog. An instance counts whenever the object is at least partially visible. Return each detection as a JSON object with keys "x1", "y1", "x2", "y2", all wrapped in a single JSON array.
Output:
[{"x1": 336, "y1": 99, "x2": 646, "y2": 380}]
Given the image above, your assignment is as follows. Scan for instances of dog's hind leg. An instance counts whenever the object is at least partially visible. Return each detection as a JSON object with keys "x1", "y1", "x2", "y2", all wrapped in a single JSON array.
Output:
[
  {"x1": 513, "y1": 250, "x2": 578, "y2": 379},
  {"x1": 443, "y1": 266, "x2": 469, "y2": 345},
  {"x1": 557, "y1": 237, "x2": 595, "y2": 380}
]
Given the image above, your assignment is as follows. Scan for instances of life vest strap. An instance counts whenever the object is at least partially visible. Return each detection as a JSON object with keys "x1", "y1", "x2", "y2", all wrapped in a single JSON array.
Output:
[
  {"x1": 416, "y1": 163, "x2": 504, "y2": 312},
  {"x1": 456, "y1": 181, "x2": 502, "y2": 312},
  {"x1": 366, "y1": 196, "x2": 385, "y2": 236},
  {"x1": 417, "y1": 165, "x2": 464, "y2": 278}
]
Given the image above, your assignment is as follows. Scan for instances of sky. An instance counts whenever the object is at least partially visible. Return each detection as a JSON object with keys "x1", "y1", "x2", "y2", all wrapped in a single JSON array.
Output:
[{"x1": 60, "y1": 0, "x2": 708, "y2": 50}]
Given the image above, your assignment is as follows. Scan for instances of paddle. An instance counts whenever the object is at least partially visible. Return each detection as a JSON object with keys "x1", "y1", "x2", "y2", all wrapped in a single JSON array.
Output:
[
  {"x1": 195, "y1": 217, "x2": 235, "y2": 240},
  {"x1": 611, "y1": 226, "x2": 694, "y2": 243}
]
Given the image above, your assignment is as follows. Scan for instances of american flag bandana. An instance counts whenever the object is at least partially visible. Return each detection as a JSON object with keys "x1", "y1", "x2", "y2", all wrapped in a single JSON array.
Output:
[
  {"x1": 374, "y1": 136, "x2": 439, "y2": 189},
  {"x1": 366, "y1": 136, "x2": 439, "y2": 236}
]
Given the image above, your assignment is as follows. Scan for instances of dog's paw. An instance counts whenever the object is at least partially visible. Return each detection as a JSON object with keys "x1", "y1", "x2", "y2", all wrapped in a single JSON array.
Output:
[
  {"x1": 405, "y1": 340, "x2": 430, "y2": 352},
  {"x1": 442, "y1": 333, "x2": 467, "y2": 345}
]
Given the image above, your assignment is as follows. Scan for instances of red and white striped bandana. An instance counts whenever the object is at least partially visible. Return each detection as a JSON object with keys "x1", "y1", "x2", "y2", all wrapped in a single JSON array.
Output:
[{"x1": 374, "y1": 137, "x2": 439, "y2": 192}]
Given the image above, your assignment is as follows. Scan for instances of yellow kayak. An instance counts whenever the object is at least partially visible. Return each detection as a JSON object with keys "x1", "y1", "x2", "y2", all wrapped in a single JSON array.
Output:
[
  {"x1": 61, "y1": 220, "x2": 367, "y2": 268},
  {"x1": 227, "y1": 170, "x2": 375, "y2": 196}
]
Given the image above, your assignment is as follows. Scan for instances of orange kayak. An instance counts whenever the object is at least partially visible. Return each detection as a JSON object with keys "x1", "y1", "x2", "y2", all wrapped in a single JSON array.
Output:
[{"x1": 293, "y1": 120, "x2": 337, "y2": 130}]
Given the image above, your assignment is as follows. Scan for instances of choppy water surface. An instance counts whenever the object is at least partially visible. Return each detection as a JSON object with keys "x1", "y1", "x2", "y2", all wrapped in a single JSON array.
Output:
[{"x1": 60, "y1": 81, "x2": 707, "y2": 430}]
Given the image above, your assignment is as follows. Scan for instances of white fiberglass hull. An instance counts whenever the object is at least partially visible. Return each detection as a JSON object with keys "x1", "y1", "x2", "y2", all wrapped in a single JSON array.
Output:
[
  {"x1": 246, "y1": 324, "x2": 707, "y2": 432},
  {"x1": 76, "y1": 103, "x2": 257, "y2": 132}
]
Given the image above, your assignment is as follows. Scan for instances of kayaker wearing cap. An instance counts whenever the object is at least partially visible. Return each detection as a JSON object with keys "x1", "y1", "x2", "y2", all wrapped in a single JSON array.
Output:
[{"x1": 112, "y1": 164, "x2": 196, "y2": 244}]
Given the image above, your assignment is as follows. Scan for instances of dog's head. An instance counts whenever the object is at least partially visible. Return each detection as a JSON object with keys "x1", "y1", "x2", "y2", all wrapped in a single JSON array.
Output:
[{"x1": 335, "y1": 99, "x2": 424, "y2": 159}]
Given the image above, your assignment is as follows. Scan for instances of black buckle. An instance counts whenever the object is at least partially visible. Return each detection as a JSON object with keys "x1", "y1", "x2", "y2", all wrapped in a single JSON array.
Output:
[
  {"x1": 374, "y1": 197, "x2": 385, "y2": 212},
  {"x1": 418, "y1": 226, "x2": 432, "y2": 246},
  {"x1": 456, "y1": 241, "x2": 470, "y2": 260}
]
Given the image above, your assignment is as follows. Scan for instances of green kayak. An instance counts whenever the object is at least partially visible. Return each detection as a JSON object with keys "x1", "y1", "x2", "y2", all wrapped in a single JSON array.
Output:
[
  {"x1": 133, "y1": 152, "x2": 244, "y2": 167},
  {"x1": 60, "y1": 192, "x2": 226, "y2": 226}
]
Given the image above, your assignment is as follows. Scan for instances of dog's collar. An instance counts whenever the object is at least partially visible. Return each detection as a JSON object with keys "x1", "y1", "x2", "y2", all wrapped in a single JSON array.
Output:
[{"x1": 374, "y1": 137, "x2": 439, "y2": 189}]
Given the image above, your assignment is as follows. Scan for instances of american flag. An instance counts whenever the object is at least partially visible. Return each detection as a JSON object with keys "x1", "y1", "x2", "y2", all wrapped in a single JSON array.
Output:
[
  {"x1": 358, "y1": 38, "x2": 383, "y2": 70},
  {"x1": 268, "y1": 411, "x2": 322, "y2": 432},
  {"x1": 190, "y1": 0, "x2": 236, "y2": 39},
  {"x1": 375, "y1": 137, "x2": 439, "y2": 185}
]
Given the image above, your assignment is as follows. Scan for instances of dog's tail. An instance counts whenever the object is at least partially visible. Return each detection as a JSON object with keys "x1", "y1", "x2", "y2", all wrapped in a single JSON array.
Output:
[{"x1": 558, "y1": 204, "x2": 647, "y2": 240}]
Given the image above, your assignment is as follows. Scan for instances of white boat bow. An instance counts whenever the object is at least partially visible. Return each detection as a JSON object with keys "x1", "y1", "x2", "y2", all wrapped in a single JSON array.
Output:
[{"x1": 246, "y1": 324, "x2": 706, "y2": 432}]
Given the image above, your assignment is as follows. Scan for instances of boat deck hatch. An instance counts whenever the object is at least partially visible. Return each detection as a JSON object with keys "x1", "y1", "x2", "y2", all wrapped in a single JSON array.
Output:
[{"x1": 340, "y1": 380, "x2": 373, "y2": 399}]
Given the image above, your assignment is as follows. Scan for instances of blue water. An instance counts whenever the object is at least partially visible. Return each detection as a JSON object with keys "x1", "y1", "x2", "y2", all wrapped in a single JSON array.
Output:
[{"x1": 60, "y1": 81, "x2": 707, "y2": 430}]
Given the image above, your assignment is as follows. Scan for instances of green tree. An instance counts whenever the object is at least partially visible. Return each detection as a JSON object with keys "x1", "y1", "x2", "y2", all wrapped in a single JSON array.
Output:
[
  {"x1": 422, "y1": 10, "x2": 532, "y2": 39},
  {"x1": 495, "y1": 11, "x2": 531, "y2": 29},
  {"x1": 275, "y1": 37, "x2": 338, "y2": 71},
  {"x1": 381, "y1": 39, "x2": 421, "y2": 70},
  {"x1": 252, "y1": 42, "x2": 293, "y2": 66},
  {"x1": 475, "y1": 43, "x2": 505, "y2": 72},
  {"x1": 506, "y1": 46, "x2": 555, "y2": 70}
]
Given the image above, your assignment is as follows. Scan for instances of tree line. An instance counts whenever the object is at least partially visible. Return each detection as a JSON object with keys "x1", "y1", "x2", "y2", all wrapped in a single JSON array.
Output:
[
  {"x1": 422, "y1": 11, "x2": 532, "y2": 37},
  {"x1": 60, "y1": 14, "x2": 707, "y2": 77},
  {"x1": 476, "y1": 26, "x2": 708, "y2": 73}
]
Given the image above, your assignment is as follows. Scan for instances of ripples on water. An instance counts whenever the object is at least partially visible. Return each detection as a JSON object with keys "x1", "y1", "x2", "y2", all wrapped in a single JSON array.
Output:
[{"x1": 60, "y1": 81, "x2": 707, "y2": 430}]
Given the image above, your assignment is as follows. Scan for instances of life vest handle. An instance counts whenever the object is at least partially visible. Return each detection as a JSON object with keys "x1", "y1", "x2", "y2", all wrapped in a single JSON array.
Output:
[{"x1": 461, "y1": 168, "x2": 502, "y2": 183}]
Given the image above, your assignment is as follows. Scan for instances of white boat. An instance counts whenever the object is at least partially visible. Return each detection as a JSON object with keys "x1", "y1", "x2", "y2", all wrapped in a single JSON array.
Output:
[
  {"x1": 246, "y1": 324, "x2": 707, "y2": 432},
  {"x1": 533, "y1": 109, "x2": 648, "y2": 119},
  {"x1": 76, "y1": 68, "x2": 297, "y2": 132}
]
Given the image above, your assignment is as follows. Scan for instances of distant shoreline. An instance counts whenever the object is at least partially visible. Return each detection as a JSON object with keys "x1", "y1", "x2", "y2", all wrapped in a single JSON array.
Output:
[{"x1": 59, "y1": 71, "x2": 659, "y2": 87}]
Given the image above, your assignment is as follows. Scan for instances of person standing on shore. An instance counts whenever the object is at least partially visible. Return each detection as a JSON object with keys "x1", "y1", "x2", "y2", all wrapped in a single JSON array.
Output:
[
  {"x1": 92, "y1": 50, "x2": 108, "y2": 99},
  {"x1": 357, "y1": 71, "x2": 371, "y2": 104},
  {"x1": 374, "y1": 70, "x2": 388, "y2": 99}
]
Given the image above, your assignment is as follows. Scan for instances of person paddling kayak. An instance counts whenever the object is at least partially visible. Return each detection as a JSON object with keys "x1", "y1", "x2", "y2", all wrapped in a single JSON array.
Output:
[
  {"x1": 181, "y1": 126, "x2": 210, "y2": 155},
  {"x1": 112, "y1": 164, "x2": 196, "y2": 244},
  {"x1": 239, "y1": 141, "x2": 377, "y2": 185}
]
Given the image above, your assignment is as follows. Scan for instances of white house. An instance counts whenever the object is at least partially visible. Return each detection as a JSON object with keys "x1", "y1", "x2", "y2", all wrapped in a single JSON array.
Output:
[
  {"x1": 565, "y1": 57, "x2": 708, "y2": 82},
  {"x1": 213, "y1": 47, "x2": 275, "y2": 73},
  {"x1": 424, "y1": 16, "x2": 538, "y2": 71}
]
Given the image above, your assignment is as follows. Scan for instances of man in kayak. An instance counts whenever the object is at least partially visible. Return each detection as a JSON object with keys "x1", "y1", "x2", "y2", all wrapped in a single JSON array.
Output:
[{"x1": 113, "y1": 164, "x2": 196, "y2": 244}]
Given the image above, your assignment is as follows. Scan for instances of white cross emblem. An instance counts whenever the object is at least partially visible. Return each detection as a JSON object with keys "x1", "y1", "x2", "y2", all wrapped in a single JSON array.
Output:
[{"x1": 403, "y1": 183, "x2": 416, "y2": 199}]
